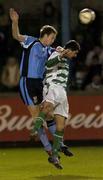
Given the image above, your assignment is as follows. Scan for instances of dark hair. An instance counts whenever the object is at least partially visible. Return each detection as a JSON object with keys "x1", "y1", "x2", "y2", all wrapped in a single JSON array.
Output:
[
  {"x1": 64, "y1": 40, "x2": 80, "y2": 51},
  {"x1": 40, "y1": 25, "x2": 57, "y2": 38}
]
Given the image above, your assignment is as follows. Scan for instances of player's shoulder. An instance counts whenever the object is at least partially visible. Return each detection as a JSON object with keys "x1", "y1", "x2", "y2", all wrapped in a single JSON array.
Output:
[
  {"x1": 48, "y1": 50, "x2": 59, "y2": 60},
  {"x1": 21, "y1": 35, "x2": 38, "y2": 48}
]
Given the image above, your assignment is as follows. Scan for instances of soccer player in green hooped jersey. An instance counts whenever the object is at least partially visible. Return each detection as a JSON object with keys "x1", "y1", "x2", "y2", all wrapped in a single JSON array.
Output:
[{"x1": 32, "y1": 40, "x2": 80, "y2": 169}]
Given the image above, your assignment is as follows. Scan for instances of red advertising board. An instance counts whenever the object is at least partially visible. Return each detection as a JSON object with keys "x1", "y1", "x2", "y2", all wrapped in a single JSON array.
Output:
[
  {"x1": 0, "y1": 94, "x2": 103, "y2": 141},
  {"x1": 65, "y1": 95, "x2": 103, "y2": 140}
]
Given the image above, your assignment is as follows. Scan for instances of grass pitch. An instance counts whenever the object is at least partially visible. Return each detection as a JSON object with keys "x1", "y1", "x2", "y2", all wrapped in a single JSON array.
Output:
[{"x1": 0, "y1": 146, "x2": 103, "y2": 180}]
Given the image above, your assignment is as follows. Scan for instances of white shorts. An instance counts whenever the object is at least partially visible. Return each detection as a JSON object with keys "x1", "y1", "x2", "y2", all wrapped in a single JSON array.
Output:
[{"x1": 43, "y1": 83, "x2": 69, "y2": 118}]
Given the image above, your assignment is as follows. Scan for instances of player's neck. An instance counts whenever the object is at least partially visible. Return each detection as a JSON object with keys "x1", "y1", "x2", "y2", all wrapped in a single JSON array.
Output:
[{"x1": 39, "y1": 38, "x2": 47, "y2": 46}]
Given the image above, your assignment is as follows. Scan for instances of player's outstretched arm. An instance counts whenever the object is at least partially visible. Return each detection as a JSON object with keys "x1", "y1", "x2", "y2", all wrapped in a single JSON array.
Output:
[{"x1": 9, "y1": 8, "x2": 25, "y2": 42}]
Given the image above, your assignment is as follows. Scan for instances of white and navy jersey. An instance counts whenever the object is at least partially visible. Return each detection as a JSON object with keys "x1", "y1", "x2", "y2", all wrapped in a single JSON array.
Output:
[
  {"x1": 20, "y1": 35, "x2": 54, "y2": 79},
  {"x1": 45, "y1": 51, "x2": 69, "y2": 90}
]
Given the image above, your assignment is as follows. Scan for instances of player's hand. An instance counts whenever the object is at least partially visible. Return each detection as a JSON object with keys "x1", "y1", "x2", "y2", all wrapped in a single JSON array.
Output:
[
  {"x1": 9, "y1": 8, "x2": 19, "y2": 22},
  {"x1": 56, "y1": 46, "x2": 64, "y2": 53},
  {"x1": 59, "y1": 49, "x2": 67, "y2": 57}
]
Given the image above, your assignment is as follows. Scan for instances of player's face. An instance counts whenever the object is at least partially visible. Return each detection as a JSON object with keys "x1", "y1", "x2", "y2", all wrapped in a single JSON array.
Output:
[
  {"x1": 46, "y1": 33, "x2": 56, "y2": 45},
  {"x1": 64, "y1": 49, "x2": 79, "y2": 59}
]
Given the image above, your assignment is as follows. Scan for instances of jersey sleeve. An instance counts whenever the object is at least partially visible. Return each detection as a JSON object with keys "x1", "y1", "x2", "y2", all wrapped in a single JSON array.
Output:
[
  {"x1": 20, "y1": 36, "x2": 37, "y2": 48},
  {"x1": 46, "y1": 51, "x2": 61, "y2": 68}
]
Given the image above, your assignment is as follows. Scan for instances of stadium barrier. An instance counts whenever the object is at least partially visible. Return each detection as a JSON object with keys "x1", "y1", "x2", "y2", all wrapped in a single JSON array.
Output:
[{"x1": 0, "y1": 94, "x2": 103, "y2": 142}]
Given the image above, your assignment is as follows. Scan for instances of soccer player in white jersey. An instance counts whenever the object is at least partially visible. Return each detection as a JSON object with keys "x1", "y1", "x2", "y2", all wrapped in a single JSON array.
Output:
[{"x1": 32, "y1": 40, "x2": 80, "y2": 169}]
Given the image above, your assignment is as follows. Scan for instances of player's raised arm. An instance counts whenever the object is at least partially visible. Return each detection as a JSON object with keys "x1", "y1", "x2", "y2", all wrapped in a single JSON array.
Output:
[
  {"x1": 9, "y1": 8, "x2": 25, "y2": 42},
  {"x1": 46, "y1": 47, "x2": 65, "y2": 68}
]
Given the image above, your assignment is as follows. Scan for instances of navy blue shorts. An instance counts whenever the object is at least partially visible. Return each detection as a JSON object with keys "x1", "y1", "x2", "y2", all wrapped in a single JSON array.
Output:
[{"x1": 19, "y1": 77, "x2": 43, "y2": 105}]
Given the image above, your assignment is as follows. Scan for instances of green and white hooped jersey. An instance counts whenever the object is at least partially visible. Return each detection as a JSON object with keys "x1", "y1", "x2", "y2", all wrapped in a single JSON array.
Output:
[{"x1": 45, "y1": 51, "x2": 69, "y2": 90}]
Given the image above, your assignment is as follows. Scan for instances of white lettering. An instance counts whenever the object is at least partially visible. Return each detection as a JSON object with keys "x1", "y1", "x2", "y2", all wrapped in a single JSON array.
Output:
[
  {"x1": 68, "y1": 114, "x2": 86, "y2": 128},
  {"x1": 0, "y1": 105, "x2": 103, "y2": 132},
  {"x1": 0, "y1": 105, "x2": 12, "y2": 132}
]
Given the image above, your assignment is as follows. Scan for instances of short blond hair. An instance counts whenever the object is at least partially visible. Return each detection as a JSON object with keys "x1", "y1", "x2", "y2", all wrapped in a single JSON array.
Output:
[{"x1": 40, "y1": 25, "x2": 57, "y2": 38}]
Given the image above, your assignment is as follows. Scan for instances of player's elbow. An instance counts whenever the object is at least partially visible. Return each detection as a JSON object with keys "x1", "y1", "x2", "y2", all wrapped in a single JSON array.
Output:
[{"x1": 12, "y1": 33, "x2": 24, "y2": 42}]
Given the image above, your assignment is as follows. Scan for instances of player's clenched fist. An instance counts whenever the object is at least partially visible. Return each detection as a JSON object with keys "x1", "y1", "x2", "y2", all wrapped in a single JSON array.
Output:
[{"x1": 9, "y1": 8, "x2": 19, "y2": 22}]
